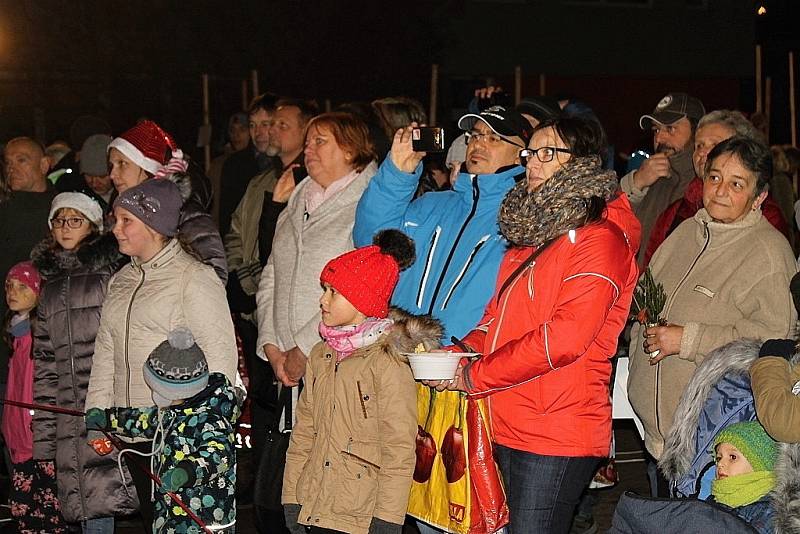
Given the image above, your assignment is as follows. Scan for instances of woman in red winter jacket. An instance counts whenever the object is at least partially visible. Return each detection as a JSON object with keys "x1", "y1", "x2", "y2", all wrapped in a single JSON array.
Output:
[{"x1": 444, "y1": 117, "x2": 641, "y2": 533}]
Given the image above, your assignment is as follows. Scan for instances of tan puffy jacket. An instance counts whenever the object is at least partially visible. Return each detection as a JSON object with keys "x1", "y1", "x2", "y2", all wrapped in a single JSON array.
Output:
[
  {"x1": 85, "y1": 239, "x2": 238, "y2": 410},
  {"x1": 282, "y1": 310, "x2": 441, "y2": 533},
  {"x1": 628, "y1": 208, "x2": 797, "y2": 458}
]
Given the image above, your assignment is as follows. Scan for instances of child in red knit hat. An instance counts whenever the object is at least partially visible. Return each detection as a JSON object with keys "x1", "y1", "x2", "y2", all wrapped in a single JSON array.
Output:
[{"x1": 282, "y1": 229, "x2": 442, "y2": 534}]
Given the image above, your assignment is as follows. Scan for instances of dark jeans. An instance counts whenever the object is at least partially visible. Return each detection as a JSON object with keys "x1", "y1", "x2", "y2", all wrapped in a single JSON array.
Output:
[
  {"x1": 124, "y1": 440, "x2": 155, "y2": 531},
  {"x1": 494, "y1": 444, "x2": 600, "y2": 534},
  {"x1": 646, "y1": 452, "x2": 671, "y2": 497}
]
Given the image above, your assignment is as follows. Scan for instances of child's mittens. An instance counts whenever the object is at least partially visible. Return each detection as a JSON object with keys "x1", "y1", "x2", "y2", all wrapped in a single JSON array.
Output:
[
  {"x1": 759, "y1": 339, "x2": 796, "y2": 360},
  {"x1": 160, "y1": 466, "x2": 190, "y2": 492},
  {"x1": 85, "y1": 408, "x2": 109, "y2": 431},
  {"x1": 369, "y1": 517, "x2": 402, "y2": 534}
]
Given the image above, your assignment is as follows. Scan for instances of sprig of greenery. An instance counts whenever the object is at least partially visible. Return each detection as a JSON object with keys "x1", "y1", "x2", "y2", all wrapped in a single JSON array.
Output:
[{"x1": 631, "y1": 267, "x2": 667, "y2": 325}]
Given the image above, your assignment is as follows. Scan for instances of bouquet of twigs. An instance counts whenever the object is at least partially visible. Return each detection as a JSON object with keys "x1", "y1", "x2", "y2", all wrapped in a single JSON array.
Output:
[{"x1": 631, "y1": 267, "x2": 667, "y2": 327}]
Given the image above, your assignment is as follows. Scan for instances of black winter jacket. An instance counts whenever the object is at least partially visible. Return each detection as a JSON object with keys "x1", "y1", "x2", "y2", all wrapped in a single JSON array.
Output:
[
  {"x1": 31, "y1": 233, "x2": 139, "y2": 522},
  {"x1": 167, "y1": 162, "x2": 228, "y2": 284}
]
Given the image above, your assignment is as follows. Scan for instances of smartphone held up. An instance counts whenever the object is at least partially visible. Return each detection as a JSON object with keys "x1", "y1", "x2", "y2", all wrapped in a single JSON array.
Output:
[{"x1": 412, "y1": 127, "x2": 446, "y2": 153}]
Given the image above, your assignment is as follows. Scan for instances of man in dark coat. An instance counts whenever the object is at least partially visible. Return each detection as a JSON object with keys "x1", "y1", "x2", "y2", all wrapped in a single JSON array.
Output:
[
  {"x1": 218, "y1": 93, "x2": 279, "y2": 237},
  {"x1": 0, "y1": 137, "x2": 57, "y2": 383}
]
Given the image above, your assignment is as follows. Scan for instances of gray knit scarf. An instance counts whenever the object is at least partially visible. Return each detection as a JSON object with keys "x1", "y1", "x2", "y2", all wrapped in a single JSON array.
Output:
[{"x1": 498, "y1": 156, "x2": 620, "y2": 247}]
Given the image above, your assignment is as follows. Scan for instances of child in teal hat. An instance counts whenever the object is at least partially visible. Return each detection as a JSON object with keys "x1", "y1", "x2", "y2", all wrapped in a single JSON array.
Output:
[{"x1": 711, "y1": 420, "x2": 777, "y2": 533}]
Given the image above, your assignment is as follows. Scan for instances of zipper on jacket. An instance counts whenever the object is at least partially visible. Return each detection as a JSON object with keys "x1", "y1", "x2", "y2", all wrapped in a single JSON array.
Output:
[
  {"x1": 654, "y1": 221, "x2": 711, "y2": 440},
  {"x1": 426, "y1": 177, "x2": 481, "y2": 315},
  {"x1": 65, "y1": 274, "x2": 90, "y2": 517},
  {"x1": 124, "y1": 269, "x2": 147, "y2": 407},
  {"x1": 356, "y1": 381, "x2": 368, "y2": 419},
  {"x1": 416, "y1": 227, "x2": 441, "y2": 309},
  {"x1": 440, "y1": 235, "x2": 489, "y2": 311}
]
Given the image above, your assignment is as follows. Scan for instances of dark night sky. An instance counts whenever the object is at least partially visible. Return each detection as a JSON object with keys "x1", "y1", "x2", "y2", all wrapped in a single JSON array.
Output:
[{"x1": 0, "y1": 1, "x2": 797, "y2": 151}]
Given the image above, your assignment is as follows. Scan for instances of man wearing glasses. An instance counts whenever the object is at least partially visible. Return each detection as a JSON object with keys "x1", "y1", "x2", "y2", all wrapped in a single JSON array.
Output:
[
  {"x1": 355, "y1": 106, "x2": 531, "y2": 344},
  {"x1": 354, "y1": 106, "x2": 530, "y2": 532}
]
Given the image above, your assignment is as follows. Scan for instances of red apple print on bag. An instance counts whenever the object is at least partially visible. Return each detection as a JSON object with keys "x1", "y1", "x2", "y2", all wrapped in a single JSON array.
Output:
[{"x1": 414, "y1": 388, "x2": 438, "y2": 483}]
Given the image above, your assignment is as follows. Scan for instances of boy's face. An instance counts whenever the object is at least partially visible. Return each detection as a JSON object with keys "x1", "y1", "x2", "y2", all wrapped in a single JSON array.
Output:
[
  {"x1": 715, "y1": 442, "x2": 755, "y2": 479},
  {"x1": 319, "y1": 283, "x2": 365, "y2": 327}
]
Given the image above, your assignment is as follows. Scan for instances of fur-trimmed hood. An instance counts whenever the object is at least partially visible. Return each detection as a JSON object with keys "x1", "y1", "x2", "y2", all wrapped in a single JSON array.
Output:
[
  {"x1": 659, "y1": 338, "x2": 800, "y2": 533},
  {"x1": 31, "y1": 232, "x2": 123, "y2": 279},
  {"x1": 382, "y1": 307, "x2": 443, "y2": 355}
]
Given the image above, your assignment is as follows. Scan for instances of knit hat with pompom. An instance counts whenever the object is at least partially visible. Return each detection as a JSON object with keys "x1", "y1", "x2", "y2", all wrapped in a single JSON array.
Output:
[
  {"x1": 143, "y1": 327, "x2": 208, "y2": 407},
  {"x1": 320, "y1": 230, "x2": 415, "y2": 318}
]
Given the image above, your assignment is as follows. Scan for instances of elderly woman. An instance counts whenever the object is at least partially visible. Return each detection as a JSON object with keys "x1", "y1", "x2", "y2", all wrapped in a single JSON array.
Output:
[
  {"x1": 256, "y1": 112, "x2": 378, "y2": 386},
  {"x1": 628, "y1": 136, "x2": 797, "y2": 466},
  {"x1": 107, "y1": 120, "x2": 227, "y2": 282},
  {"x1": 444, "y1": 116, "x2": 640, "y2": 533}
]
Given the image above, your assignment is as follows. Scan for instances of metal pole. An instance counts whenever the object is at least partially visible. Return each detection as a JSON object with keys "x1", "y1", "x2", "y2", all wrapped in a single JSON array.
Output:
[
  {"x1": 202, "y1": 74, "x2": 211, "y2": 173},
  {"x1": 756, "y1": 45, "x2": 763, "y2": 114},
  {"x1": 765, "y1": 76, "x2": 772, "y2": 144},
  {"x1": 251, "y1": 69, "x2": 259, "y2": 98},
  {"x1": 429, "y1": 64, "x2": 439, "y2": 126},
  {"x1": 790, "y1": 51, "x2": 797, "y2": 147}
]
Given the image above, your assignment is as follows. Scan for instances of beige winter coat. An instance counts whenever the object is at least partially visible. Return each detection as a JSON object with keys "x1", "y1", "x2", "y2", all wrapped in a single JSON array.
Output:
[
  {"x1": 751, "y1": 356, "x2": 800, "y2": 443},
  {"x1": 628, "y1": 208, "x2": 797, "y2": 458},
  {"x1": 256, "y1": 162, "x2": 377, "y2": 358},
  {"x1": 282, "y1": 310, "x2": 441, "y2": 533},
  {"x1": 85, "y1": 239, "x2": 238, "y2": 411}
]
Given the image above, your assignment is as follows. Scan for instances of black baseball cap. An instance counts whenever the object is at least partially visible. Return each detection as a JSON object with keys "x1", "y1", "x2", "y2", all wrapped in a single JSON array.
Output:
[
  {"x1": 458, "y1": 106, "x2": 533, "y2": 145},
  {"x1": 639, "y1": 93, "x2": 706, "y2": 129}
]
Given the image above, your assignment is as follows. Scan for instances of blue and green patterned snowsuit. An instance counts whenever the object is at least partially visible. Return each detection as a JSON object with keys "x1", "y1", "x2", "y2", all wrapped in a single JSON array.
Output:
[{"x1": 103, "y1": 373, "x2": 239, "y2": 533}]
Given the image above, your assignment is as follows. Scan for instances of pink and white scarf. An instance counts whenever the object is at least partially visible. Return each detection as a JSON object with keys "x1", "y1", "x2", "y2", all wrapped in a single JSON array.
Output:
[{"x1": 318, "y1": 318, "x2": 394, "y2": 362}]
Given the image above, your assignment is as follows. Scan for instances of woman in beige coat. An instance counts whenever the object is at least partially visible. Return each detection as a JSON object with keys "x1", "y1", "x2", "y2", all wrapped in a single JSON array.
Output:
[
  {"x1": 628, "y1": 137, "x2": 797, "y2": 470},
  {"x1": 85, "y1": 179, "x2": 238, "y2": 529}
]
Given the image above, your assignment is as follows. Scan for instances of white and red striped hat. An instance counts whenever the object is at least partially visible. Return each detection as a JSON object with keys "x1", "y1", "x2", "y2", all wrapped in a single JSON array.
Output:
[{"x1": 108, "y1": 120, "x2": 182, "y2": 176}]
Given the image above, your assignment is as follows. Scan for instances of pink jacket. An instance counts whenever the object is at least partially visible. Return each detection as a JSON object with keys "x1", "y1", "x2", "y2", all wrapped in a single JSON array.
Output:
[{"x1": 3, "y1": 330, "x2": 34, "y2": 464}]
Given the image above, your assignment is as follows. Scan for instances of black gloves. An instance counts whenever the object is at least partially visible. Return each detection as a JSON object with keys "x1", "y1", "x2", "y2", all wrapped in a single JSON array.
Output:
[{"x1": 759, "y1": 338, "x2": 797, "y2": 360}]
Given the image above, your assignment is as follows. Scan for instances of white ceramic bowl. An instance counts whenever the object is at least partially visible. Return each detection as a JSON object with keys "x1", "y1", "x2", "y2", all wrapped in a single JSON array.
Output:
[{"x1": 403, "y1": 352, "x2": 479, "y2": 380}]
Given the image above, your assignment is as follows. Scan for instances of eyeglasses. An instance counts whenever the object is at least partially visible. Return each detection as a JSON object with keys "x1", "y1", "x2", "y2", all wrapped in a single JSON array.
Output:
[
  {"x1": 519, "y1": 147, "x2": 573, "y2": 166},
  {"x1": 464, "y1": 130, "x2": 525, "y2": 149},
  {"x1": 51, "y1": 217, "x2": 86, "y2": 229}
]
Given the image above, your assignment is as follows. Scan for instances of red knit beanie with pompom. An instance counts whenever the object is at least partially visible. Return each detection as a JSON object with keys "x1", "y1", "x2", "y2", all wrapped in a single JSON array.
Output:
[{"x1": 320, "y1": 230, "x2": 415, "y2": 318}]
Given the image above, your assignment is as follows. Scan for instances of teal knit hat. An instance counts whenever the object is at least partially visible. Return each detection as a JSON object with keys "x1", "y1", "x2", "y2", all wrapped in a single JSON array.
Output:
[{"x1": 713, "y1": 421, "x2": 778, "y2": 472}]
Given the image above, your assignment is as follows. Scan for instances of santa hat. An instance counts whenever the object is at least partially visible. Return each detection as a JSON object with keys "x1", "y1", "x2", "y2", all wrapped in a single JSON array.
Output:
[
  {"x1": 108, "y1": 120, "x2": 186, "y2": 177},
  {"x1": 320, "y1": 230, "x2": 415, "y2": 318}
]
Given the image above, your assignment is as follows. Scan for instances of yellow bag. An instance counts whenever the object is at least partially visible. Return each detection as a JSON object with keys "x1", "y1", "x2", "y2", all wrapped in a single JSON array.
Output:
[{"x1": 407, "y1": 385, "x2": 508, "y2": 534}]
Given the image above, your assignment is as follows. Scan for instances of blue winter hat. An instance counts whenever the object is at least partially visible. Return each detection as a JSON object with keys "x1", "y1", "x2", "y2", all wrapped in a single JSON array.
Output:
[{"x1": 143, "y1": 327, "x2": 209, "y2": 408}]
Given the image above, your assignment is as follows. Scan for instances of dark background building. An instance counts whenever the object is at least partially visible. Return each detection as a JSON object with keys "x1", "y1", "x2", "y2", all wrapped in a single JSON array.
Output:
[{"x1": 0, "y1": 0, "x2": 796, "y2": 162}]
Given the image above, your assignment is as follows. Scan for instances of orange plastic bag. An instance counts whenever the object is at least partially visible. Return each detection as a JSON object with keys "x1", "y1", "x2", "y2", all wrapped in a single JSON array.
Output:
[{"x1": 407, "y1": 385, "x2": 509, "y2": 533}]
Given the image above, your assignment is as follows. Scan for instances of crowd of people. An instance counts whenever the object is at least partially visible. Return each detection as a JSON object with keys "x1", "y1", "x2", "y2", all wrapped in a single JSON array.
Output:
[{"x1": 0, "y1": 86, "x2": 798, "y2": 534}]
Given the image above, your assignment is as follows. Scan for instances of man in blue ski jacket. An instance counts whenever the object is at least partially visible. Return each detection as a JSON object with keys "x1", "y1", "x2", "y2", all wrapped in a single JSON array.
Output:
[{"x1": 354, "y1": 106, "x2": 533, "y2": 344}]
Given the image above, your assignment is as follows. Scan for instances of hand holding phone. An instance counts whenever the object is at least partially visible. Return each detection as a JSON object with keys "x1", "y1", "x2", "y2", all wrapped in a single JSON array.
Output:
[
  {"x1": 412, "y1": 127, "x2": 446, "y2": 153},
  {"x1": 390, "y1": 123, "x2": 426, "y2": 173}
]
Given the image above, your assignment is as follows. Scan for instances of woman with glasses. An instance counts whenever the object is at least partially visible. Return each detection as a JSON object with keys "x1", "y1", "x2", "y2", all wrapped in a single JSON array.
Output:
[
  {"x1": 30, "y1": 192, "x2": 138, "y2": 533},
  {"x1": 443, "y1": 116, "x2": 641, "y2": 533},
  {"x1": 84, "y1": 179, "x2": 238, "y2": 531}
]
